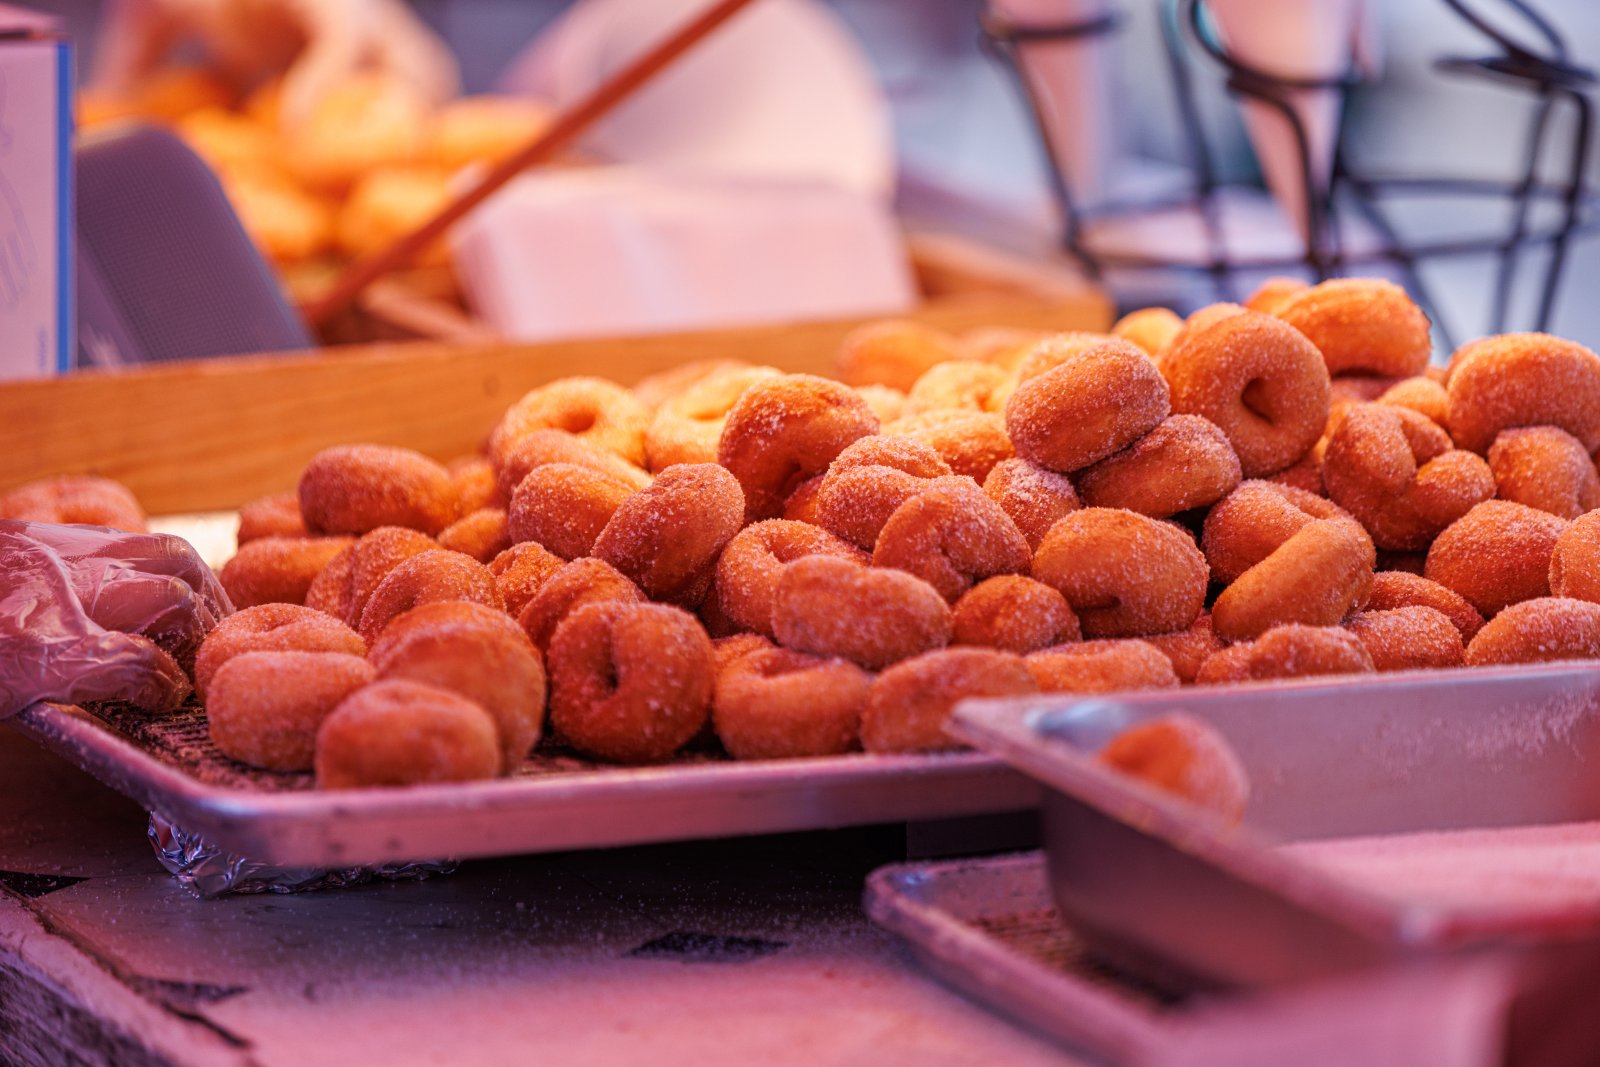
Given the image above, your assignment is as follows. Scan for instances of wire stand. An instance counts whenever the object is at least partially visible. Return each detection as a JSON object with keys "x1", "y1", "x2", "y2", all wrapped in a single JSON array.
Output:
[{"x1": 984, "y1": 0, "x2": 1599, "y2": 349}]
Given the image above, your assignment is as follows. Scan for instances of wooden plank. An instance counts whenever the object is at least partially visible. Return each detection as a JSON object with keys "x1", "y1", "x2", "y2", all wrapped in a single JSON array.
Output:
[{"x1": 0, "y1": 293, "x2": 1109, "y2": 514}]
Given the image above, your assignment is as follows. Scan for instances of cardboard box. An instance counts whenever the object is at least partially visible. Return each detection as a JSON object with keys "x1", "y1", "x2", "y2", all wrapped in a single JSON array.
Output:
[{"x1": 0, "y1": 7, "x2": 71, "y2": 379}]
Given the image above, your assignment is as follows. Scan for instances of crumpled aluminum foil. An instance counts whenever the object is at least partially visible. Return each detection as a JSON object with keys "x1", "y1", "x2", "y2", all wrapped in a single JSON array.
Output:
[{"x1": 148, "y1": 812, "x2": 456, "y2": 898}]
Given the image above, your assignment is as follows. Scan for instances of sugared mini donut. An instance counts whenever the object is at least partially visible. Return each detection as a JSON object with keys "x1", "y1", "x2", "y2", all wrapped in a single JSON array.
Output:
[
  {"x1": 1548, "y1": 510, "x2": 1600, "y2": 603},
  {"x1": 1243, "y1": 276, "x2": 1309, "y2": 315},
  {"x1": 981, "y1": 458, "x2": 1081, "y2": 551},
  {"x1": 1112, "y1": 307, "x2": 1183, "y2": 359},
  {"x1": 1025, "y1": 639, "x2": 1179, "y2": 693},
  {"x1": 1161, "y1": 310, "x2": 1330, "y2": 477},
  {"x1": 951, "y1": 575, "x2": 1080, "y2": 652},
  {"x1": 592, "y1": 463, "x2": 745, "y2": 607},
  {"x1": 1211, "y1": 518, "x2": 1375, "y2": 641},
  {"x1": 1032, "y1": 508, "x2": 1208, "y2": 638},
  {"x1": 1012, "y1": 332, "x2": 1120, "y2": 383},
  {"x1": 507, "y1": 462, "x2": 636, "y2": 560},
  {"x1": 1004, "y1": 337, "x2": 1170, "y2": 473},
  {"x1": 1272, "y1": 278, "x2": 1432, "y2": 379},
  {"x1": 1487, "y1": 426, "x2": 1600, "y2": 519},
  {"x1": 207, "y1": 651, "x2": 374, "y2": 770},
  {"x1": 713, "y1": 645, "x2": 870, "y2": 759},
  {"x1": 1075, "y1": 414, "x2": 1242, "y2": 518},
  {"x1": 1344, "y1": 606, "x2": 1464, "y2": 671},
  {"x1": 883, "y1": 410, "x2": 1014, "y2": 482},
  {"x1": 517, "y1": 557, "x2": 645, "y2": 652},
  {"x1": 1424, "y1": 500, "x2": 1567, "y2": 617},
  {"x1": 488, "y1": 541, "x2": 565, "y2": 619},
  {"x1": 1377, "y1": 376, "x2": 1450, "y2": 428},
  {"x1": 447, "y1": 454, "x2": 501, "y2": 514},
  {"x1": 1196, "y1": 624, "x2": 1374, "y2": 683},
  {"x1": 1141, "y1": 612, "x2": 1223, "y2": 684},
  {"x1": 436, "y1": 507, "x2": 511, "y2": 563},
  {"x1": 1464, "y1": 597, "x2": 1600, "y2": 666},
  {"x1": 547, "y1": 600, "x2": 714, "y2": 763},
  {"x1": 194, "y1": 603, "x2": 365, "y2": 701},
  {"x1": 713, "y1": 520, "x2": 866, "y2": 637},
  {"x1": 1322, "y1": 403, "x2": 1494, "y2": 550},
  {"x1": 0, "y1": 475, "x2": 147, "y2": 532},
  {"x1": 771, "y1": 555, "x2": 951, "y2": 669},
  {"x1": 1446, "y1": 333, "x2": 1600, "y2": 453},
  {"x1": 220, "y1": 535, "x2": 353, "y2": 608},
  {"x1": 1096, "y1": 713, "x2": 1249, "y2": 823},
  {"x1": 643, "y1": 365, "x2": 782, "y2": 471},
  {"x1": 860, "y1": 648, "x2": 1036, "y2": 754},
  {"x1": 493, "y1": 428, "x2": 652, "y2": 503},
  {"x1": 1364, "y1": 571, "x2": 1485, "y2": 642},
  {"x1": 236, "y1": 491, "x2": 306, "y2": 544},
  {"x1": 631, "y1": 358, "x2": 753, "y2": 412},
  {"x1": 717, "y1": 374, "x2": 879, "y2": 521},
  {"x1": 1201, "y1": 480, "x2": 1356, "y2": 584},
  {"x1": 357, "y1": 548, "x2": 503, "y2": 643},
  {"x1": 834, "y1": 319, "x2": 965, "y2": 391},
  {"x1": 488, "y1": 376, "x2": 650, "y2": 466},
  {"x1": 781, "y1": 474, "x2": 827, "y2": 524},
  {"x1": 304, "y1": 525, "x2": 437, "y2": 626},
  {"x1": 964, "y1": 327, "x2": 1051, "y2": 372},
  {"x1": 855, "y1": 384, "x2": 908, "y2": 425},
  {"x1": 812, "y1": 435, "x2": 953, "y2": 549},
  {"x1": 315, "y1": 680, "x2": 501, "y2": 788},
  {"x1": 368, "y1": 601, "x2": 546, "y2": 773},
  {"x1": 298, "y1": 444, "x2": 458, "y2": 537},
  {"x1": 713, "y1": 632, "x2": 776, "y2": 672},
  {"x1": 904, "y1": 360, "x2": 1013, "y2": 415},
  {"x1": 873, "y1": 478, "x2": 1031, "y2": 603}
]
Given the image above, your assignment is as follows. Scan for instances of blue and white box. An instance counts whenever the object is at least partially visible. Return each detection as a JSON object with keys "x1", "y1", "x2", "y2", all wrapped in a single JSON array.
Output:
[{"x1": 0, "y1": 5, "x2": 71, "y2": 380}]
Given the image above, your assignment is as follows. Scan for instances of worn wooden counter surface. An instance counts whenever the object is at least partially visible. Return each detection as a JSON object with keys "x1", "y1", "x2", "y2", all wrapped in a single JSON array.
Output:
[{"x1": 0, "y1": 726, "x2": 1083, "y2": 1067}]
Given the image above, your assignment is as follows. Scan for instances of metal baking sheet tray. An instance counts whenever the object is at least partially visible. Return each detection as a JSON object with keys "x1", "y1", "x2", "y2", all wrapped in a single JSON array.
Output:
[
  {"x1": 9, "y1": 701, "x2": 1040, "y2": 868},
  {"x1": 951, "y1": 663, "x2": 1600, "y2": 992}
]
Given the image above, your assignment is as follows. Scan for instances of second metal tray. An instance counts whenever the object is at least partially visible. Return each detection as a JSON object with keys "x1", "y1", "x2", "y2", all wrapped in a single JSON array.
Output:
[{"x1": 9, "y1": 701, "x2": 1040, "y2": 868}]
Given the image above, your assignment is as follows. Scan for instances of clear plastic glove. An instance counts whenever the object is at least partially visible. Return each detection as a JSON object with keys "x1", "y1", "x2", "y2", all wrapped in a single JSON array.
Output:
[
  {"x1": 0, "y1": 520, "x2": 232, "y2": 720},
  {"x1": 91, "y1": 0, "x2": 461, "y2": 125}
]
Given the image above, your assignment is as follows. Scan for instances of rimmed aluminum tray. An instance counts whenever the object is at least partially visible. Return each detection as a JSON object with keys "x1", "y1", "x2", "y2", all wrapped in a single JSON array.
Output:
[
  {"x1": 951, "y1": 662, "x2": 1600, "y2": 992},
  {"x1": 8, "y1": 701, "x2": 1040, "y2": 868}
]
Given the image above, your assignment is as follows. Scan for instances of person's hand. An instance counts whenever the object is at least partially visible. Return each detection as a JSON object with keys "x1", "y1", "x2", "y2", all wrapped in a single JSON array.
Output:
[
  {"x1": 92, "y1": 0, "x2": 461, "y2": 126},
  {"x1": 0, "y1": 520, "x2": 232, "y2": 719}
]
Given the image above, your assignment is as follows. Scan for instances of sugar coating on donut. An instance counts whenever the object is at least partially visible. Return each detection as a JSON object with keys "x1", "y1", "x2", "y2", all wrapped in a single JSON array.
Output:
[
  {"x1": 1548, "y1": 510, "x2": 1600, "y2": 604},
  {"x1": 1378, "y1": 376, "x2": 1450, "y2": 428},
  {"x1": 1004, "y1": 337, "x2": 1170, "y2": 473},
  {"x1": 771, "y1": 555, "x2": 951, "y2": 669},
  {"x1": 1013, "y1": 332, "x2": 1123, "y2": 383},
  {"x1": 951, "y1": 575, "x2": 1080, "y2": 652},
  {"x1": 436, "y1": 507, "x2": 511, "y2": 563},
  {"x1": 1244, "y1": 277, "x2": 1309, "y2": 316},
  {"x1": 547, "y1": 600, "x2": 714, "y2": 763},
  {"x1": 855, "y1": 384, "x2": 908, "y2": 425},
  {"x1": 1112, "y1": 308, "x2": 1183, "y2": 359},
  {"x1": 873, "y1": 478, "x2": 1032, "y2": 602},
  {"x1": 714, "y1": 519, "x2": 867, "y2": 638},
  {"x1": 493, "y1": 428, "x2": 652, "y2": 503},
  {"x1": 834, "y1": 320, "x2": 966, "y2": 391},
  {"x1": 644, "y1": 365, "x2": 783, "y2": 472},
  {"x1": 781, "y1": 474, "x2": 827, "y2": 525},
  {"x1": 814, "y1": 434, "x2": 954, "y2": 549},
  {"x1": 1364, "y1": 571, "x2": 1485, "y2": 642},
  {"x1": 489, "y1": 376, "x2": 650, "y2": 467},
  {"x1": 1274, "y1": 278, "x2": 1432, "y2": 379},
  {"x1": 1488, "y1": 426, "x2": 1600, "y2": 519},
  {"x1": 1096, "y1": 713, "x2": 1250, "y2": 823},
  {"x1": 1141, "y1": 612, "x2": 1223, "y2": 684},
  {"x1": 1464, "y1": 597, "x2": 1600, "y2": 666},
  {"x1": 0, "y1": 474, "x2": 147, "y2": 532},
  {"x1": 982, "y1": 458, "x2": 1081, "y2": 551},
  {"x1": 1201, "y1": 480, "x2": 1353, "y2": 584},
  {"x1": 717, "y1": 374, "x2": 880, "y2": 521},
  {"x1": 1196, "y1": 623, "x2": 1374, "y2": 683},
  {"x1": 517, "y1": 556, "x2": 645, "y2": 653},
  {"x1": 1345, "y1": 606, "x2": 1464, "y2": 671},
  {"x1": 905, "y1": 360, "x2": 1013, "y2": 415},
  {"x1": 236, "y1": 491, "x2": 306, "y2": 544},
  {"x1": 487, "y1": 541, "x2": 565, "y2": 619},
  {"x1": 1076, "y1": 414, "x2": 1242, "y2": 518},
  {"x1": 194, "y1": 603, "x2": 365, "y2": 701},
  {"x1": 1446, "y1": 333, "x2": 1600, "y2": 454},
  {"x1": 1032, "y1": 508, "x2": 1208, "y2": 638},
  {"x1": 713, "y1": 646, "x2": 869, "y2": 759},
  {"x1": 861, "y1": 648, "x2": 1035, "y2": 754},
  {"x1": 447, "y1": 454, "x2": 501, "y2": 514},
  {"x1": 1025, "y1": 639, "x2": 1179, "y2": 693},
  {"x1": 298, "y1": 444, "x2": 458, "y2": 536},
  {"x1": 1211, "y1": 518, "x2": 1375, "y2": 642},
  {"x1": 357, "y1": 548, "x2": 504, "y2": 643},
  {"x1": 1425, "y1": 500, "x2": 1568, "y2": 618},
  {"x1": 632, "y1": 358, "x2": 755, "y2": 413},
  {"x1": 369, "y1": 600, "x2": 546, "y2": 773},
  {"x1": 507, "y1": 462, "x2": 637, "y2": 560},
  {"x1": 208, "y1": 650, "x2": 374, "y2": 771},
  {"x1": 593, "y1": 463, "x2": 745, "y2": 607},
  {"x1": 315, "y1": 679, "x2": 501, "y2": 788},
  {"x1": 885, "y1": 409, "x2": 1015, "y2": 482},
  {"x1": 221, "y1": 535, "x2": 353, "y2": 609}
]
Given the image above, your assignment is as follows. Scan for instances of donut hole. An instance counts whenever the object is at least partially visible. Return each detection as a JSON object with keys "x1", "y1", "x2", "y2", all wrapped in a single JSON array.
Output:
[
  {"x1": 1240, "y1": 378, "x2": 1274, "y2": 422},
  {"x1": 559, "y1": 410, "x2": 598, "y2": 434}
]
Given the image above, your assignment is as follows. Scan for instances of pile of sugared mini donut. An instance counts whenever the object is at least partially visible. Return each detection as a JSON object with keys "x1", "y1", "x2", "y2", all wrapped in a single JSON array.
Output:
[{"x1": 190, "y1": 276, "x2": 1600, "y2": 788}]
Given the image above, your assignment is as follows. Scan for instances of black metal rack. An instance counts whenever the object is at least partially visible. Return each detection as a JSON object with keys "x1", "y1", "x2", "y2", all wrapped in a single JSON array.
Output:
[{"x1": 984, "y1": 0, "x2": 1599, "y2": 349}]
